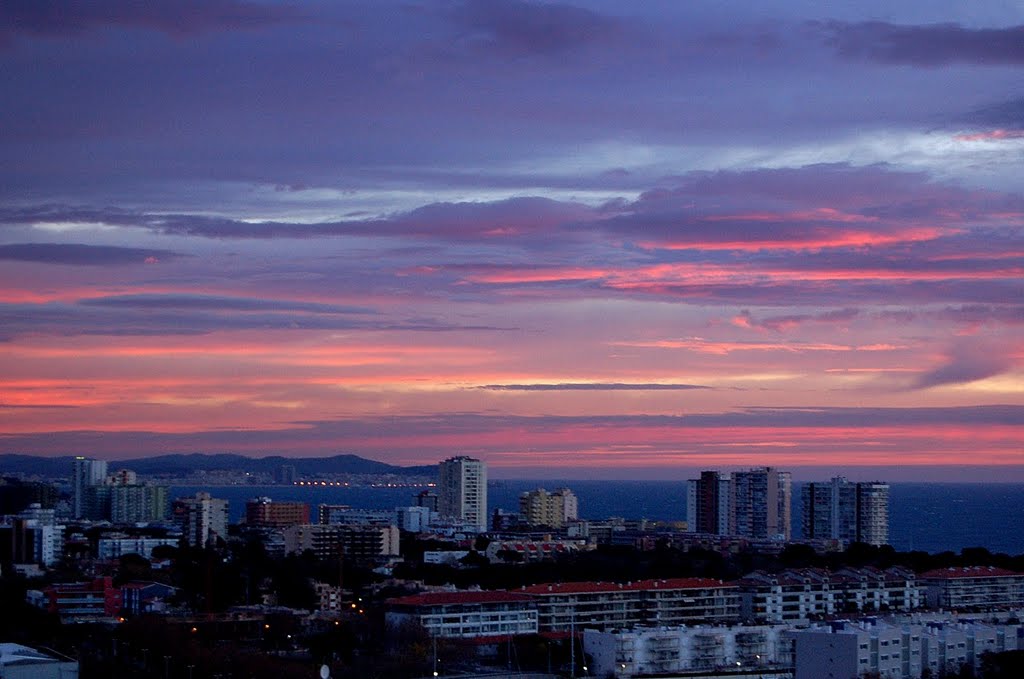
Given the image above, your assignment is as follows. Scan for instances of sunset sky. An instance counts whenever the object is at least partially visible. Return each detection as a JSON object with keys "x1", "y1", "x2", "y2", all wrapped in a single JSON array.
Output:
[{"x1": 2, "y1": 1, "x2": 1023, "y2": 479}]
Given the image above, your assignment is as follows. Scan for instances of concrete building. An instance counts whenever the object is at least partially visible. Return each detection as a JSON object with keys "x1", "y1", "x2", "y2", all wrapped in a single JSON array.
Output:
[
  {"x1": 396, "y1": 505, "x2": 433, "y2": 533},
  {"x1": 736, "y1": 567, "x2": 922, "y2": 623},
  {"x1": 245, "y1": 497, "x2": 310, "y2": 528},
  {"x1": 792, "y1": 616, "x2": 1021, "y2": 679},
  {"x1": 920, "y1": 566, "x2": 1024, "y2": 609},
  {"x1": 109, "y1": 484, "x2": 168, "y2": 524},
  {"x1": 585, "y1": 624, "x2": 794, "y2": 678},
  {"x1": 485, "y1": 538, "x2": 586, "y2": 563},
  {"x1": 0, "y1": 643, "x2": 78, "y2": 679},
  {"x1": 438, "y1": 456, "x2": 487, "y2": 532},
  {"x1": 386, "y1": 591, "x2": 539, "y2": 639},
  {"x1": 27, "y1": 576, "x2": 121, "y2": 621},
  {"x1": 733, "y1": 467, "x2": 791, "y2": 541},
  {"x1": 96, "y1": 536, "x2": 179, "y2": 560},
  {"x1": 318, "y1": 504, "x2": 395, "y2": 526},
  {"x1": 172, "y1": 492, "x2": 228, "y2": 548},
  {"x1": 686, "y1": 467, "x2": 791, "y2": 540},
  {"x1": 519, "y1": 487, "x2": 579, "y2": 528},
  {"x1": 686, "y1": 471, "x2": 734, "y2": 535},
  {"x1": 803, "y1": 478, "x2": 890, "y2": 546},
  {"x1": 520, "y1": 578, "x2": 740, "y2": 632},
  {"x1": 120, "y1": 581, "x2": 177, "y2": 616},
  {"x1": 71, "y1": 456, "x2": 107, "y2": 519},
  {"x1": 414, "y1": 489, "x2": 439, "y2": 513},
  {"x1": 0, "y1": 504, "x2": 65, "y2": 567},
  {"x1": 285, "y1": 523, "x2": 399, "y2": 565}
]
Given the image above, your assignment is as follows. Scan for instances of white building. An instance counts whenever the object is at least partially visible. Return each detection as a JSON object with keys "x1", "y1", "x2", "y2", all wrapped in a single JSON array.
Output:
[
  {"x1": 792, "y1": 617, "x2": 1021, "y2": 679},
  {"x1": 920, "y1": 566, "x2": 1024, "y2": 609},
  {"x1": 396, "y1": 505, "x2": 434, "y2": 532},
  {"x1": 585, "y1": 624, "x2": 794, "y2": 678},
  {"x1": 438, "y1": 456, "x2": 487, "y2": 532},
  {"x1": 386, "y1": 590, "x2": 538, "y2": 639},
  {"x1": 96, "y1": 536, "x2": 179, "y2": 560},
  {"x1": 172, "y1": 492, "x2": 228, "y2": 548},
  {"x1": 0, "y1": 643, "x2": 78, "y2": 679}
]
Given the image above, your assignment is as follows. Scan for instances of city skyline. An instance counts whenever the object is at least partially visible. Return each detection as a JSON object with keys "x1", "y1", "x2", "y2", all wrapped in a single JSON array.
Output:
[{"x1": 2, "y1": 3, "x2": 1024, "y2": 480}]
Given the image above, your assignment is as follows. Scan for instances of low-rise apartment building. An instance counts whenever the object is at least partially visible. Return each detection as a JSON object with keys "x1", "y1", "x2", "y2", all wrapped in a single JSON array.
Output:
[
  {"x1": 385, "y1": 591, "x2": 539, "y2": 639},
  {"x1": 521, "y1": 578, "x2": 740, "y2": 631},
  {"x1": 736, "y1": 567, "x2": 922, "y2": 623},
  {"x1": 792, "y1": 616, "x2": 1022, "y2": 679},
  {"x1": 920, "y1": 566, "x2": 1024, "y2": 610},
  {"x1": 585, "y1": 624, "x2": 794, "y2": 678}
]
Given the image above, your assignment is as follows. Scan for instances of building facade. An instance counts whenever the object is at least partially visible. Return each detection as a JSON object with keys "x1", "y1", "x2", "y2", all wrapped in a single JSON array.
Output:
[
  {"x1": 686, "y1": 468, "x2": 791, "y2": 540},
  {"x1": 585, "y1": 624, "x2": 794, "y2": 678},
  {"x1": 71, "y1": 456, "x2": 108, "y2": 520},
  {"x1": 110, "y1": 484, "x2": 169, "y2": 524},
  {"x1": 519, "y1": 487, "x2": 579, "y2": 528},
  {"x1": 438, "y1": 456, "x2": 487, "y2": 532},
  {"x1": 802, "y1": 477, "x2": 890, "y2": 546},
  {"x1": 920, "y1": 566, "x2": 1024, "y2": 609},
  {"x1": 792, "y1": 617, "x2": 1022, "y2": 679},
  {"x1": 172, "y1": 492, "x2": 229, "y2": 548},
  {"x1": 520, "y1": 578, "x2": 740, "y2": 631},
  {"x1": 386, "y1": 591, "x2": 539, "y2": 639},
  {"x1": 245, "y1": 497, "x2": 310, "y2": 528}
]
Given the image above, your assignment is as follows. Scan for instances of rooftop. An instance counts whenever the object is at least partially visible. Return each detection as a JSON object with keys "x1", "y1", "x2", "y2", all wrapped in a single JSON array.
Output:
[
  {"x1": 920, "y1": 566, "x2": 1021, "y2": 580},
  {"x1": 521, "y1": 578, "x2": 734, "y2": 595},
  {"x1": 387, "y1": 591, "x2": 535, "y2": 607}
]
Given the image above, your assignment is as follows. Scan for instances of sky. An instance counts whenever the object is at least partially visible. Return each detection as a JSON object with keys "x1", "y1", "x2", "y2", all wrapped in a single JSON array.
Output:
[{"x1": 1, "y1": 1, "x2": 1023, "y2": 480}]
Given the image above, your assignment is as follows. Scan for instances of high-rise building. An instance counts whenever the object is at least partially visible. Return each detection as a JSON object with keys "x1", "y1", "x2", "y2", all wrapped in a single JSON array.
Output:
[
  {"x1": 71, "y1": 457, "x2": 108, "y2": 519},
  {"x1": 172, "y1": 492, "x2": 229, "y2": 548},
  {"x1": 685, "y1": 471, "x2": 734, "y2": 535},
  {"x1": 801, "y1": 478, "x2": 889, "y2": 546},
  {"x1": 109, "y1": 484, "x2": 168, "y2": 524},
  {"x1": 519, "y1": 487, "x2": 579, "y2": 528},
  {"x1": 733, "y1": 467, "x2": 791, "y2": 541},
  {"x1": 686, "y1": 468, "x2": 790, "y2": 540},
  {"x1": 438, "y1": 456, "x2": 487, "y2": 531}
]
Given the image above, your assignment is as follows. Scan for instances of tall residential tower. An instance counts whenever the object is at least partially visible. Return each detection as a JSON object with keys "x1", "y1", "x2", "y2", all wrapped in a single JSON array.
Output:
[
  {"x1": 801, "y1": 477, "x2": 889, "y2": 546},
  {"x1": 438, "y1": 456, "x2": 487, "y2": 531}
]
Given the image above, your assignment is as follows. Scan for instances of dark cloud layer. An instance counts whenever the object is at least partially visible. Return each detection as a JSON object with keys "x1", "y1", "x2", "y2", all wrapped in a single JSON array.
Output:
[
  {"x1": 478, "y1": 382, "x2": 710, "y2": 391},
  {"x1": 450, "y1": 0, "x2": 623, "y2": 57},
  {"x1": 0, "y1": 242, "x2": 179, "y2": 265},
  {"x1": 0, "y1": 0, "x2": 301, "y2": 41},
  {"x1": 822, "y1": 21, "x2": 1024, "y2": 66}
]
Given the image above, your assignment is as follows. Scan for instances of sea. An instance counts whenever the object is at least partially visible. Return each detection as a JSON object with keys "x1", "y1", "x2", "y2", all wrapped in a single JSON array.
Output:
[{"x1": 170, "y1": 481, "x2": 1024, "y2": 556}]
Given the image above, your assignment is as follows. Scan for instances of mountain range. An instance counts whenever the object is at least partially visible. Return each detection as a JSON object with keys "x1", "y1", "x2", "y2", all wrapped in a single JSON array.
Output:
[{"x1": 0, "y1": 453, "x2": 437, "y2": 479}]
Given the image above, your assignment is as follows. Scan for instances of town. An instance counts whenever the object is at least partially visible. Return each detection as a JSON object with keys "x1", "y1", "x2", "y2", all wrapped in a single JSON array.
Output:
[{"x1": 2, "y1": 455, "x2": 1023, "y2": 678}]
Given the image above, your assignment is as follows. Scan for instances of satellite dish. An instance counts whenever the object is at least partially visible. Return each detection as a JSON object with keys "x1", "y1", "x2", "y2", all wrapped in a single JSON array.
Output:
[{"x1": 320, "y1": 665, "x2": 330, "y2": 679}]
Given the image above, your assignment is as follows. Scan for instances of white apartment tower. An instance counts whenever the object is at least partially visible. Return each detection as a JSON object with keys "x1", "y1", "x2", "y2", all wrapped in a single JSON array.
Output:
[
  {"x1": 438, "y1": 456, "x2": 487, "y2": 531},
  {"x1": 173, "y1": 492, "x2": 229, "y2": 548}
]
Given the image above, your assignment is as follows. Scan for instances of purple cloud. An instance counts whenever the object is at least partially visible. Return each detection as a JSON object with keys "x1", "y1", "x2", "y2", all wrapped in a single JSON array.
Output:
[
  {"x1": 0, "y1": 242, "x2": 180, "y2": 265},
  {"x1": 820, "y1": 21, "x2": 1024, "y2": 66},
  {"x1": 449, "y1": 0, "x2": 623, "y2": 57},
  {"x1": 916, "y1": 342, "x2": 1015, "y2": 389},
  {"x1": 478, "y1": 382, "x2": 710, "y2": 391},
  {"x1": 0, "y1": 0, "x2": 301, "y2": 42}
]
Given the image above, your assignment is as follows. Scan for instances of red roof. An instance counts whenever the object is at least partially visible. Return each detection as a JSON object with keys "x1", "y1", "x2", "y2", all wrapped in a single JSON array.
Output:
[
  {"x1": 520, "y1": 578, "x2": 734, "y2": 595},
  {"x1": 920, "y1": 566, "x2": 1021, "y2": 580},
  {"x1": 387, "y1": 591, "x2": 535, "y2": 607}
]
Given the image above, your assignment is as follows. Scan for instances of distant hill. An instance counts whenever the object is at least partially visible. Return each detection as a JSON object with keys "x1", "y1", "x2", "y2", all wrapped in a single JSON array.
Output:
[{"x1": 0, "y1": 453, "x2": 436, "y2": 479}]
